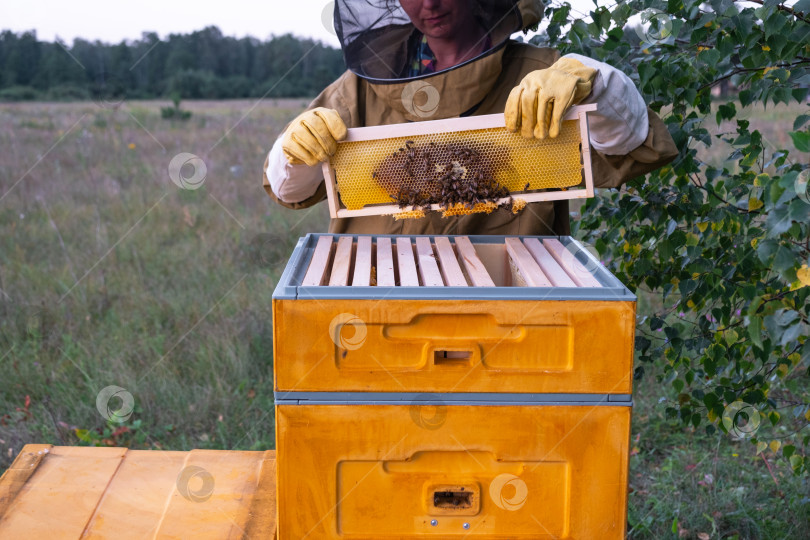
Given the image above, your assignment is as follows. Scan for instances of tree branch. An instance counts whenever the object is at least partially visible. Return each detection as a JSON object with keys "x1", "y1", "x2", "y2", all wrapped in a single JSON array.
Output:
[
  {"x1": 698, "y1": 60, "x2": 810, "y2": 91},
  {"x1": 745, "y1": 0, "x2": 810, "y2": 25}
]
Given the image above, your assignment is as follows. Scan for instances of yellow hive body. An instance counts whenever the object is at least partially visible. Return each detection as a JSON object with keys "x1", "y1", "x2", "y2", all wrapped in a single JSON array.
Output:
[
  {"x1": 276, "y1": 405, "x2": 630, "y2": 539},
  {"x1": 273, "y1": 298, "x2": 635, "y2": 394}
]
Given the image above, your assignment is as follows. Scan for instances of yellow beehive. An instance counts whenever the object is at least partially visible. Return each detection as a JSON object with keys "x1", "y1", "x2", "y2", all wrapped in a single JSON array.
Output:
[
  {"x1": 274, "y1": 297, "x2": 634, "y2": 394},
  {"x1": 272, "y1": 234, "x2": 636, "y2": 539},
  {"x1": 276, "y1": 404, "x2": 630, "y2": 539}
]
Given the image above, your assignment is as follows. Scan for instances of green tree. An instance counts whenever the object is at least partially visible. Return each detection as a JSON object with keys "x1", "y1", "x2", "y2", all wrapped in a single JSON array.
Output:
[
  {"x1": 0, "y1": 27, "x2": 346, "y2": 101},
  {"x1": 537, "y1": 0, "x2": 810, "y2": 472},
  {"x1": 2, "y1": 30, "x2": 41, "y2": 87}
]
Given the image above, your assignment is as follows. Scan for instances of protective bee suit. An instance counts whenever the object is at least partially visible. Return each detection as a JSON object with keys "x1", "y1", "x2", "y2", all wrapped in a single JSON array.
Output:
[{"x1": 262, "y1": 0, "x2": 678, "y2": 235}]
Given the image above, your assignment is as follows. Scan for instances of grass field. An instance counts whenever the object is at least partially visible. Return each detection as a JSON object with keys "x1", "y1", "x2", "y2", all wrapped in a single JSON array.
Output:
[{"x1": 1, "y1": 99, "x2": 808, "y2": 538}]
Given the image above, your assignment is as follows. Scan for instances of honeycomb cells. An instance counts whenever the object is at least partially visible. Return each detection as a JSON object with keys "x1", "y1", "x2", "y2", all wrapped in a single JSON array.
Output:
[{"x1": 329, "y1": 120, "x2": 584, "y2": 211}]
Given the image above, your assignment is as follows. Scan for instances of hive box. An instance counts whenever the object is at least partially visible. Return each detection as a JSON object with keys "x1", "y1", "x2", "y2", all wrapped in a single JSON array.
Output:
[{"x1": 272, "y1": 234, "x2": 636, "y2": 539}]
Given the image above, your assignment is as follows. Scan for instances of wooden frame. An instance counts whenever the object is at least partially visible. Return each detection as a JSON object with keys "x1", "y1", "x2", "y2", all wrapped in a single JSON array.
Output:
[
  {"x1": 322, "y1": 104, "x2": 597, "y2": 219},
  {"x1": 505, "y1": 237, "x2": 553, "y2": 287},
  {"x1": 301, "y1": 235, "x2": 603, "y2": 289}
]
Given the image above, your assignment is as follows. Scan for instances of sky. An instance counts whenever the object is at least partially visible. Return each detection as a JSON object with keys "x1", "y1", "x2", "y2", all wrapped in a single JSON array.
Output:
[{"x1": 0, "y1": 0, "x2": 599, "y2": 47}]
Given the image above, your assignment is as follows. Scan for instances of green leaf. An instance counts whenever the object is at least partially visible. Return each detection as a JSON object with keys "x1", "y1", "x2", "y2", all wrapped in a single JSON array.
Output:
[
  {"x1": 741, "y1": 152, "x2": 759, "y2": 168},
  {"x1": 756, "y1": 238, "x2": 779, "y2": 264},
  {"x1": 789, "y1": 131, "x2": 810, "y2": 153},
  {"x1": 764, "y1": 11, "x2": 788, "y2": 38},
  {"x1": 748, "y1": 296, "x2": 764, "y2": 317},
  {"x1": 679, "y1": 279, "x2": 698, "y2": 296},
  {"x1": 794, "y1": 115, "x2": 810, "y2": 131},
  {"x1": 793, "y1": 88, "x2": 809, "y2": 103},
  {"x1": 789, "y1": 199, "x2": 810, "y2": 221},
  {"x1": 698, "y1": 48, "x2": 721, "y2": 67},
  {"x1": 772, "y1": 246, "x2": 797, "y2": 273},
  {"x1": 716, "y1": 102, "x2": 736, "y2": 124},
  {"x1": 739, "y1": 89, "x2": 754, "y2": 107},
  {"x1": 775, "y1": 309, "x2": 800, "y2": 326},
  {"x1": 771, "y1": 179, "x2": 789, "y2": 206},
  {"x1": 743, "y1": 389, "x2": 766, "y2": 404},
  {"x1": 658, "y1": 239, "x2": 674, "y2": 259},
  {"x1": 781, "y1": 322, "x2": 802, "y2": 347},
  {"x1": 766, "y1": 205, "x2": 793, "y2": 237},
  {"x1": 790, "y1": 454, "x2": 802, "y2": 470},
  {"x1": 778, "y1": 170, "x2": 799, "y2": 189},
  {"x1": 748, "y1": 316, "x2": 763, "y2": 349},
  {"x1": 793, "y1": 0, "x2": 810, "y2": 14},
  {"x1": 741, "y1": 285, "x2": 756, "y2": 301}
]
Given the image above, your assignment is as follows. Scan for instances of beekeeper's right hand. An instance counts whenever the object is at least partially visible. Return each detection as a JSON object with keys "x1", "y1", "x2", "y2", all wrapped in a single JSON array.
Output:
[
  {"x1": 505, "y1": 58, "x2": 597, "y2": 140},
  {"x1": 281, "y1": 107, "x2": 347, "y2": 166}
]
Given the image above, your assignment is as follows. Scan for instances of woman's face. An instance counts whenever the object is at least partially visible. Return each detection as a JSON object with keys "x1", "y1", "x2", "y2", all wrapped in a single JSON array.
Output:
[{"x1": 399, "y1": 0, "x2": 478, "y2": 40}]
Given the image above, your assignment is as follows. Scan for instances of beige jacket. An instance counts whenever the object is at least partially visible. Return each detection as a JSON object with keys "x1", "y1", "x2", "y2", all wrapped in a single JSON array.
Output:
[{"x1": 262, "y1": 41, "x2": 678, "y2": 236}]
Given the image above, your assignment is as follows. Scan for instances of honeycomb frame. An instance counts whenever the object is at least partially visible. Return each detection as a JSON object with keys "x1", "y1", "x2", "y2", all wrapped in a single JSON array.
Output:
[{"x1": 322, "y1": 105, "x2": 597, "y2": 219}]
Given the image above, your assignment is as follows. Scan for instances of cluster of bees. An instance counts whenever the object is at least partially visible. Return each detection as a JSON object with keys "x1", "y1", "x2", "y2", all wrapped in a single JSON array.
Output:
[{"x1": 373, "y1": 140, "x2": 522, "y2": 215}]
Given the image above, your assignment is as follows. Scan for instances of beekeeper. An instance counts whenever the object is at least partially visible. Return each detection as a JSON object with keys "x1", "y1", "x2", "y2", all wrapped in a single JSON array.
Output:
[{"x1": 262, "y1": 0, "x2": 678, "y2": 235}]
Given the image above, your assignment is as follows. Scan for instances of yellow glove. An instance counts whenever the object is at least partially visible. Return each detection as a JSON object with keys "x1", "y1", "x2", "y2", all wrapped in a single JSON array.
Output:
[
  {"x1": 281, "y1": 107, "x2": 347, "y2": 166},
  {"x1": 505, "y1": 58, "x2": 597, "y2": 139}
]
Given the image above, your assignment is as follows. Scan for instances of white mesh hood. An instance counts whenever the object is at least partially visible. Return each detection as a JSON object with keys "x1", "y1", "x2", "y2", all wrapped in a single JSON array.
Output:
[{"x1": 334, "y1": 0, "x2": 524, "y2": 82}]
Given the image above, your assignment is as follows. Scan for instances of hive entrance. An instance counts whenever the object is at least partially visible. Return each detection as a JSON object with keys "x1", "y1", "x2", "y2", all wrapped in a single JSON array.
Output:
[{"x1": 433, "y1": 489, "x2": 473, "y2": 509}]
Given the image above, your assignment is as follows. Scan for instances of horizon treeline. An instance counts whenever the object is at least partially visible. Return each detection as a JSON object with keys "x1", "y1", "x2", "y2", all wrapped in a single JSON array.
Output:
[{"x1": 0, "y1": 26, "x2": 346, "y2": 102}]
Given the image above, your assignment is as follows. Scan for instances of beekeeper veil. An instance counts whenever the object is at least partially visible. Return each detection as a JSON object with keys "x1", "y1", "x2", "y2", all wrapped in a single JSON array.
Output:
[{"x1": 334, "y1": 0, "x2": 537, "y2": 83}]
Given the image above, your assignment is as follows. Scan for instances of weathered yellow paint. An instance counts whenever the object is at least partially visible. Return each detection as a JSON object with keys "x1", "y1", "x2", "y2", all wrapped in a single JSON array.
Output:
[
  {"x1": 273, "y1": 299, "x2": 636, "y2": 394},
  {"x1": 276, "y1": 404, "x2": 630, "y2": 539},
  {"x1": 0, "y1": 445, "x2": 277, "y2": 539}
]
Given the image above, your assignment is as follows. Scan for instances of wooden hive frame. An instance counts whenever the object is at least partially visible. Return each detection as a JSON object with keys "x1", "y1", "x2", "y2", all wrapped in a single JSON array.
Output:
[
  {"x1": 322, "y1": 104, "x2": 597, "y2": 219},
  {"x1": 300, "y1": 235, "x2": 604, "y2": 289}
]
